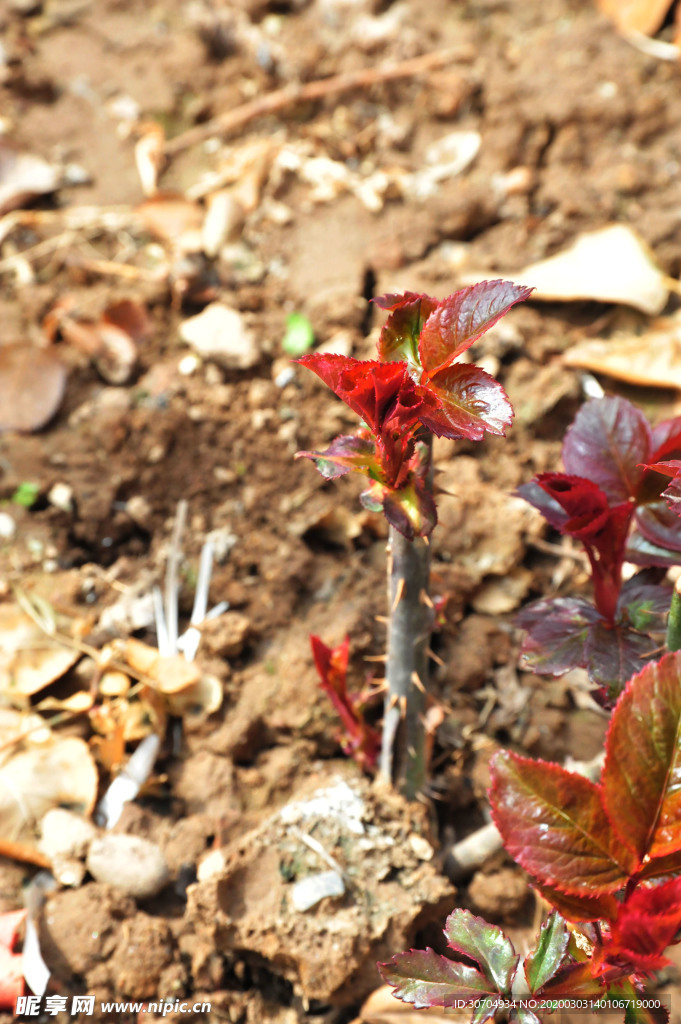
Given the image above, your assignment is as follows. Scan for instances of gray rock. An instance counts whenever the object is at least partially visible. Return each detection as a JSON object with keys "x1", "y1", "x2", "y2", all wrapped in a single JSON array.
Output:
[{"x1": 86, "y1": 834, "x2": 169, "y2": 899}]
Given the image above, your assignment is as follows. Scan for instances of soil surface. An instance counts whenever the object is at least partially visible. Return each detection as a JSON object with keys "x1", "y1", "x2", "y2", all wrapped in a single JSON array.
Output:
[{"x1": 1, "y1": 0, "x2": 681, "y2": 1022}]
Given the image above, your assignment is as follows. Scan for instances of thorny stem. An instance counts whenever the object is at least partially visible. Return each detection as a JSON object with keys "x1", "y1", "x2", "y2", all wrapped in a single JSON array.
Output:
[
  {"x1": 380, "y1": 481, "x2": 434, "y2": 798},
  {"x1": 666, "y1": 576, "x2": 681, "y2": 653}
]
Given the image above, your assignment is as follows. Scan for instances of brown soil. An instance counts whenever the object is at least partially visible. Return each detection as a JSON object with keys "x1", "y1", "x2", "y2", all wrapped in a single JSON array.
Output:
[{"x1": 1, "y1": 0, "x2": 681, "y2": 1022}]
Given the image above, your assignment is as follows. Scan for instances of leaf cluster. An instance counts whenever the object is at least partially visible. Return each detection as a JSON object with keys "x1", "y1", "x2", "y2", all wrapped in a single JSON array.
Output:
[
  {"x1": 297, "y1": 281, "x2": 531, "y2": 539},
  {"x1": 518, "y1": 396, "x2": 681, "y2": 701},
  {"x1": 381, "y1": 651, "x2": 681, "y2": 1022}
]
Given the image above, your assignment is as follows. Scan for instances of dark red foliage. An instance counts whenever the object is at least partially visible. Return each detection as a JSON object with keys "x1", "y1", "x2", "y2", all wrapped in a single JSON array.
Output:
[
  {"x1": 518, "y1": 396, "x2": 681, "y2": 698},
  {"x1": 298, "y1": 281, "x2": 532, "y2": 538},
  {"x1": 309, "y1": 635, "x2": 380, "y2": 770}
]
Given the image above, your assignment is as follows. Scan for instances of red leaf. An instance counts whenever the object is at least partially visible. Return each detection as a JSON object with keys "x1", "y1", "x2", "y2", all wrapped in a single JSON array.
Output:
[
  {"x1": 374, "y1": 291, "x2": 439, "y2": 365},
  {"x1": 593, "y1": 877, "x2": 681, "y2": 975},
  {"x1": 601, "y1": 650, "x2": 681, "y2": 861},
  {"x1": 417, "y1": 364, "x2": 514, "y2": 440},
  {"x1": 298, "y1": 354, "x2": 420, "y2": 436},
  {"x1": 530, "y1": 880, "x2": 619, "y2": 923},
  {"x1": 418, "y1": 280, "x2": 533, "y2": 377},
  {"x1": 535, "y1": 473, "x2": 634, "y2": 621},
  {"x1": 378, "y1": 947, "x2": 500, "y2": 1015},
  {"x1": 489, "y1": 751, "x2": 638, "y2": 895},
  {"x1": 562, "y1": 396, "x2": 651, "y2": 503},
  {"x1": 309, "y1": 635, "x2": 380, "y2": 769},
  {"x1": 296, "y1": 434, "x2": 377, "y2": 479}
]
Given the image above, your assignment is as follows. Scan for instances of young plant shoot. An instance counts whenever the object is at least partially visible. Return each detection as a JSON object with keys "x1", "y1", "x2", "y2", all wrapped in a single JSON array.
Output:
[
  {"x1": 517, "y1": 395, "x2": 681, "y2": 704},
  {"x1": 298, "y1": 280, "x2": 532, "y2": 796}
]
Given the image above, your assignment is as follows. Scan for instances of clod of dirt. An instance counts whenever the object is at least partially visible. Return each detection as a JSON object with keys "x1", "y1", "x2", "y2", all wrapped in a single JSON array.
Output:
[
  {"x1": 39, "y1": 883, "x2": 135, "y2": 982},
  {"x1": 107, "y1": 914, "x2": 174, "y2": 999},
  {"x1": 187, "y1": 766, "x2": 454, "y2": 1006},
  {"x1": 467, "y1": 867, "x2": 529, "y2": 923},
  {"x1": 200, "y1": 610, "x2": 252, "y2": 658},
  {"x1": 86, "y1": 834, "x2": 169, "y2": 899},
  {"x1": 179, "y1": 302, "x2": 260, "y2": 369}
]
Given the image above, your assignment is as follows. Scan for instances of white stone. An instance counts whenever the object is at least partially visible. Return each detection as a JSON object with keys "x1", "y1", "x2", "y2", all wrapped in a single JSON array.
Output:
[
  {"x1": 180, "y1": 303, "x2": 259, "y2": 370},
  {"x1": 291, "y1": 870, "x2": 345, "y2": 912},
  {"x1": 86, "y1": 834, "x2": 169, "y2": 899},
  {"x1": 47, "y1": 482, "x2": 73, "y2": 513},
  {"x1": 0, "y1": 513, "x2": 16, "y2": 541}
]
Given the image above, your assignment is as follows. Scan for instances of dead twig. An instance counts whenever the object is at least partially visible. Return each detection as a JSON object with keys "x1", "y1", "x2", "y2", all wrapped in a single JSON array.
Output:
[
  {"x1": 164, "y1": 47, "x2": 470, "y2": 157},
  {"x1": 0, "y1": 838, "x2": 51, "y2": 870}
]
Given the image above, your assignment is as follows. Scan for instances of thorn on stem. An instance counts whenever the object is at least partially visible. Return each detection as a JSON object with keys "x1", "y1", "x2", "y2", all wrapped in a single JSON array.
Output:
[
  {"x1": 388, "y1": 692, "x2": 400, "y2": 712},
  {"x1": 391, "y1": 577, "x2": 406, "y2": 613},
  {"x1": 411, "y1": 671, "x2": 426, "y2": 693},
  {"x1": 364, "y1": 654, "x2": 388, "y2": 662},
  {"x1": 374, "y1": 615, "x2": 389, "y2": 624},
  {"x1": 427, "y1": 646, "x2": 445, "y2": 667},
  {"x1": 398, "y1": 695, "x2": 408, "y2": 718},
  {"x1": 419, "y1": 589, "x2": 434, "y2": 609}
]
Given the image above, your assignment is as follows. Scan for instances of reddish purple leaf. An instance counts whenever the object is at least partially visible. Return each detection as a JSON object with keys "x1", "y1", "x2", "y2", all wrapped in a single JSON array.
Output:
[
  {"x1": 378, "y1": 948, "x2": 499, "y2": 1015},
  {"x1": 635, "y1": 501, "x2": 681, "y2": 557},
  {"x1": 649, "y1": 418, "x2": 681, "y2": 462},
  {"x1": 374, "y1": 291, "x2": 439, "y2": 365},
  {"x1": 444, "y1": 909, "x2": 518, "y2": 992},
  {"x1": 534, "y1": 473, "x2": 633, "y2": 622},
  {"x1": 418, "y1": 280, "x2": 533, "y2": 377},
  {"x1": 601, "y1": 651, "x2": 681, "y2": 861},
  {"x1": 585, "y1": 623, "x2": 658, "y2": 704},
  {"x1": 562, "y1": 396, "x2": 651, "y2": 503},
  {"x1": 516, "y1": 480, "x2": 570, "y2": 531},
  {"x1": 643, "y1": 460, "x2": 681, "y2": 516},
  {"x1": 489, "y1": 751, "x2": 638, "y2": 895},
  {"x1": 295, "y1": 434, "x2": 377, "y2": 479},
  {"x1": 627, "y1": 529, "x2": 681, "y2": 568},
  {"x1": 417, "y1": 364, "x2": 513, "y2": 440},
  {"x1": 517, "y1": 597, "x2": 601, "y2": 677}
]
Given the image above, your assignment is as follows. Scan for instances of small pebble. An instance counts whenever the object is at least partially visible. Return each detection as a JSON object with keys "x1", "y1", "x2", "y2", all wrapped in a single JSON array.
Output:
[
  {"x1": 39, "y1": 808, "x2": 97, "y2": 861},
  {"x1": 291, "y1": 870, "x2": 345, "y2": 912},
  {"x1": 0, "y1": 513, "x2": 16, "y2": 541},
  {"x1": 86, "y1": 834, "x2": 169, "y2": 899},
  {"x1": 47, "y1": 483, "x2": 73, "y2": 513}
]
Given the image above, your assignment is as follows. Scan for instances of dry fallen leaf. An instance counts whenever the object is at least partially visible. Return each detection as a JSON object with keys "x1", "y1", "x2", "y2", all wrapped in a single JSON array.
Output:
[
  {"x1": 134, "y1": 121, "x2": 166, "y2": 197},
  {"x1": 0, "y1": 344, "x2": 68, "y2": 433},
  {"x1": 43, "y1": 296, "x2": 150, "y2": 384},
  {"x1": 564, "y1": 309, "x2": 681, "y2": 388},
  {"x1": 0, "y1": 140, "x2": 60, "y2": 216},
  {"x1": 0, "y1": 603, "x2": 80, "y2": 699},
  {"x1": 0, "y1": 708, "x2": 98, "y2": 842},
  {"x1": 166, "y1": 672, "x2": 223, "y2": 726},
  {"x1": 137, "y1": 192, "x2": 204, "y2": 250},
  {"x1": 124, "y1": 638, "x2": 201, "y2": 693},
  {"x1": 505, "y1": 224, "x2": 671, "y2": 315},
  {"x1": 596, "y1": 0, "x2": 673, "y2": 36}
]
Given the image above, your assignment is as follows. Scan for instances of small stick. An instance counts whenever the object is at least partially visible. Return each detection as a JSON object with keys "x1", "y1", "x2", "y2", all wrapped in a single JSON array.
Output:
[
  {"x1": 0, "y1": 839, "x2": 51, "y2": 870},
  {"x1": 164, "y1": 47, "x2": 469, "y2": 157}
]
